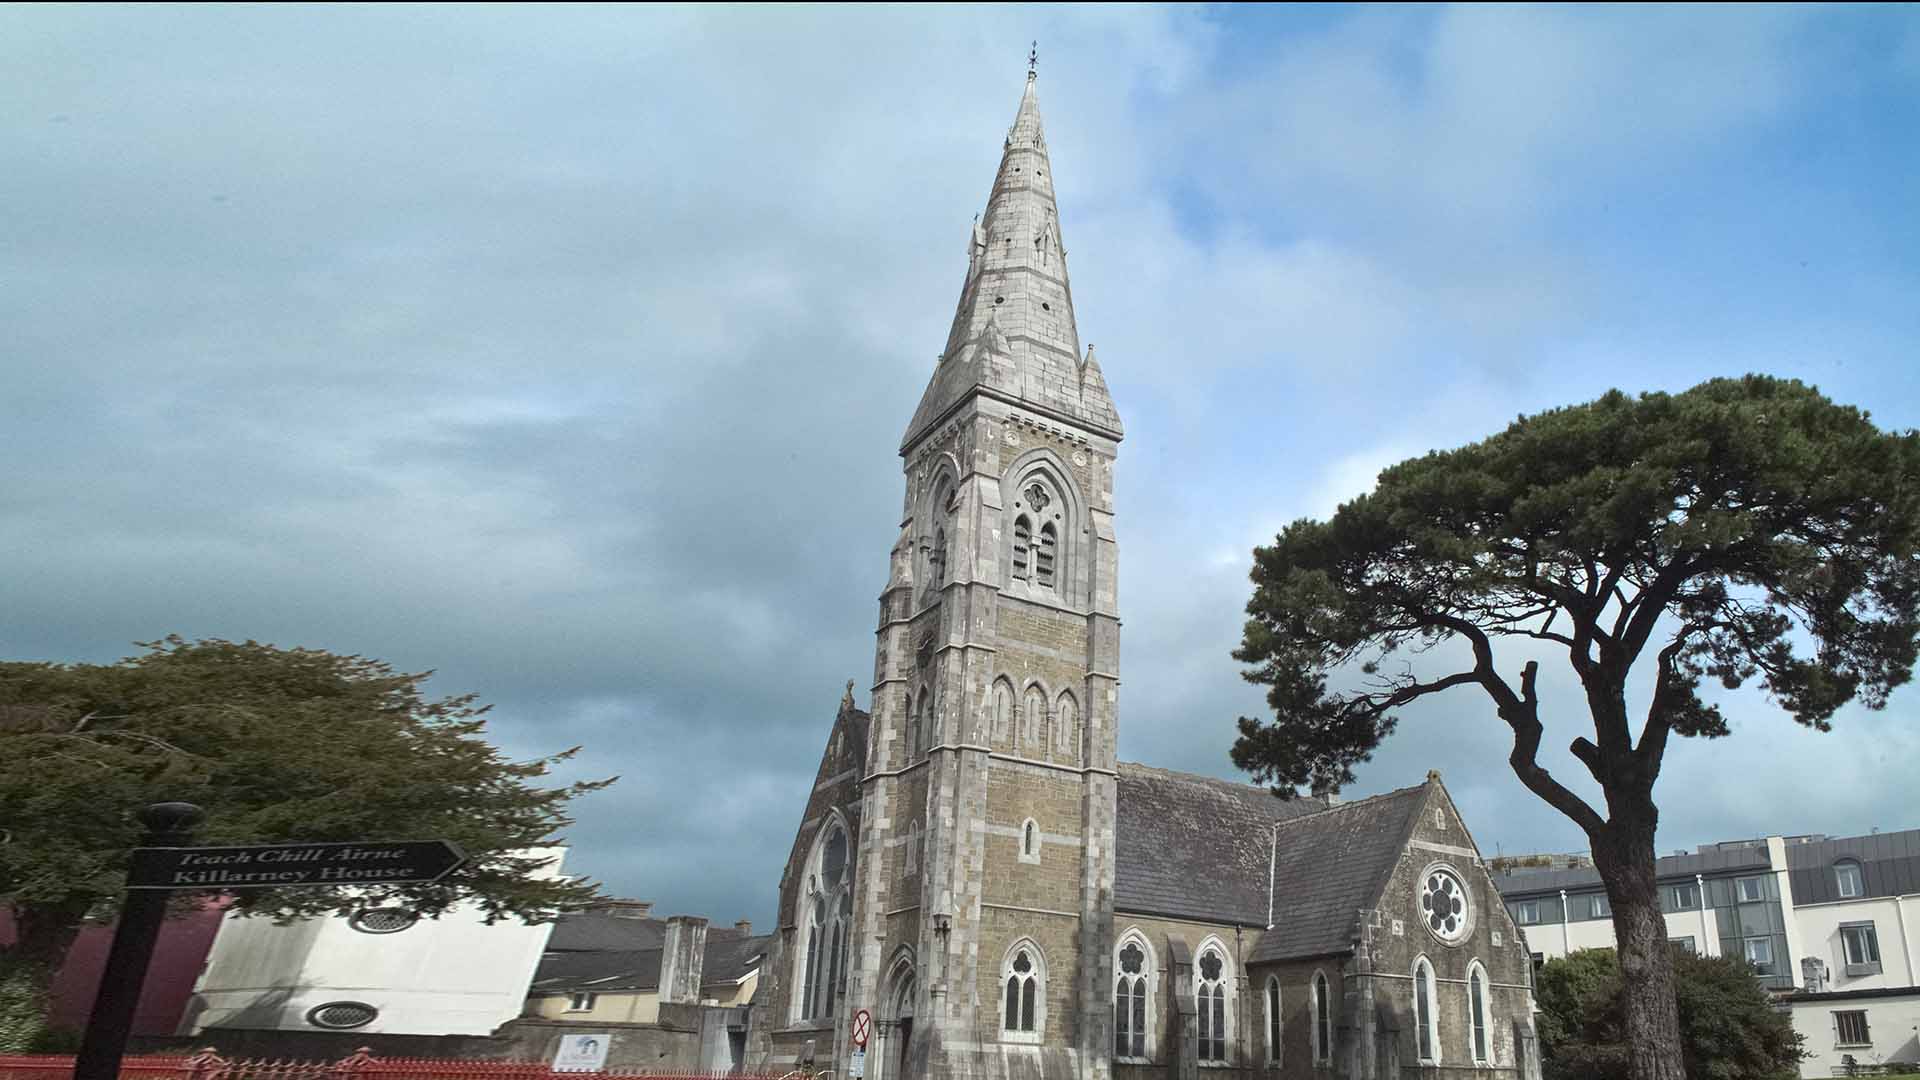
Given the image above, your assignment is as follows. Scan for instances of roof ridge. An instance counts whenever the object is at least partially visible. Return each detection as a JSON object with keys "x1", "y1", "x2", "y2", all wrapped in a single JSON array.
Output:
[{"x1": 1268, "y1": 781, "x2": 1429, "y2": 831}]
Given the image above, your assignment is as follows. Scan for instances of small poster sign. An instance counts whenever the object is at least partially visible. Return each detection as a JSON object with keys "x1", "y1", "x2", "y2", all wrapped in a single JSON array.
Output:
[
  {"x1": 848, "y1": 1049, "x2": 867, "y2": 1078},
  {"x1": 554, "y1": 1034, "x2": 611, "y2": 1072}
]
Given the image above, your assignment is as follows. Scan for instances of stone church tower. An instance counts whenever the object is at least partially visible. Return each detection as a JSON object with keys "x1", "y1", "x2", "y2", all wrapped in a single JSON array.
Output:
[{"x1": 848, "y1": 69, "x2": 1122, "y2": 1080}]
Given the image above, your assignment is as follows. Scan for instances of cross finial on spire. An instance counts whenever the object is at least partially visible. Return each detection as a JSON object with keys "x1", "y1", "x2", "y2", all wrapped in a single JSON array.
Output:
[{"x1": 1028, "y1": 41, "x2": 1038, "y2": 82}]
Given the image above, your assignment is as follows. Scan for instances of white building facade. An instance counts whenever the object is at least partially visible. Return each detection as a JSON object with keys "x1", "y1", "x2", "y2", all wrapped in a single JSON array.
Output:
[
  {"x1": 1495, "y1": 827, "x2": 1920, "y2": 1076},
  {"x1": 184, "y1": 848, "x2": 567, "y2": 1038}
]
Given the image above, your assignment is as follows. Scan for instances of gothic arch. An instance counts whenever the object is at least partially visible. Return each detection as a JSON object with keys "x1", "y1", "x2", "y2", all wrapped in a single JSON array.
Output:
[
  {"x1": 880, "y1": 947, "x2": 918, "y2": 1080},
  {"x1": 988, "y1": 677, "x2": 1016, "y2": 750},
  {"x1": 998, "y1": 447, "x2": 1087, "y2": 605},
  {"x1": 1052, "y1": 689, "x2": 1079, "y2": 764},
  {"x1": 1193, "y1": 934, "x2": 1234, "y2": 1064},
  {"x1": 999, "y1": 937, "x2": 1048, "y2": 1043},
  {"x1": 790, "y1": 809, "x2": 854, "y2": 1024},
  {"x1": 1113, "y1": 928, "x2": 1157, "y2": 1061},
  {"x1": 1019, "y1": 679, "x2": 1049, "y2": 753}
]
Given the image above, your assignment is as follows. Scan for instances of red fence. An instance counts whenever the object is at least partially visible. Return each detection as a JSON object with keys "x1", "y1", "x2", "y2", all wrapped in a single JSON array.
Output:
[{"x1": 0, "y1": 1051, "x2": 792, "y2": 1080}]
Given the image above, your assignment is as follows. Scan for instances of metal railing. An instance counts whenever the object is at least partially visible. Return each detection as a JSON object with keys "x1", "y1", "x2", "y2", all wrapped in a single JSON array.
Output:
[{"x1": 0, "y1": 1050, "x2": 780, "y2": 1080}]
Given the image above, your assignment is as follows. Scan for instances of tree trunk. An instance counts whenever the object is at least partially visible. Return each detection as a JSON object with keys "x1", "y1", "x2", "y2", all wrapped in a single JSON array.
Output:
[
  {"x1": 1590, "y1": 812, "x2": 1687, "y2": 1080},
  {"x1": 0, "y1": 898, "x2": 92, "y2": 1051}
]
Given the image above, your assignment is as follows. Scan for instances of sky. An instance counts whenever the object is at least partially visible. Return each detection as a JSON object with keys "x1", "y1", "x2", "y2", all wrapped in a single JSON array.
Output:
[{"x1": 5, "y1": 4, "x2": 1920, "y2": 931}]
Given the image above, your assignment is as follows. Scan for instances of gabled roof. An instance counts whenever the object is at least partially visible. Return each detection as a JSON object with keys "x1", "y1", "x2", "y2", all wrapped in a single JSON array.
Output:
[
  {"x1": 1113, "y1": 762, "x2": 1331, "y2": 926},
  {"x1": 1247, "y1": 783, "x2": 1430, "y2": 964},
  {"x1": 543, "y1": 910, "x2": 755, "y2": 953},
  {"x1": 529, "y1": 934, "x2": 771, "y2": 995}
]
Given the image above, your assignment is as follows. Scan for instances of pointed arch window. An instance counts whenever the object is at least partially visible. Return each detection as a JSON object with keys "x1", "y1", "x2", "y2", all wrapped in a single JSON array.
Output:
[
  {"x1": 1020, "y1": 818, "x2": 1040, "y2": 863},
  {"x1": 1469, "y1": 963, "x2": 1491, "y2": 1064},
  {"x1": 1021, "y1": 686, "x2": 1045, "y2": 750},
  {"x1": 1054, "y1": 692, "x2": 1077, "y2": 761},
  {"x1": 1196, "y1": 944, "x2": 1229, "y2": 1062},
  {"x1": 1011, "y1": 515, "x2": 1032, "y2": 582},
  {"x1": 795, "y1": 820, "x2": 853, "y2": 1022},
  {"x1": 1115, "y1": 937, "x2": 1151, "y2": 1061},
  {"x1": 1036, "y1": 522, "x2": 1057, "y2": 588},
  {"x1": 991, "y1": 680, "x2": 1014, "y2": 746},
  {"x1": 1413, "y1": 958, "x2": 1438, "y2": 1063},
  {"x1": 1313, "y1": 970, "x2": 1333, "y2": 1065},
  {"x1": 1264, "y1": 976, "x2": 1281, "y2": 1066},
  {"x1": 906, "y1": 690, "x2": 923, "y2": 762},
  {"x1": 1002, "y1": 943, "x2": 1043, "y2": 1040}
]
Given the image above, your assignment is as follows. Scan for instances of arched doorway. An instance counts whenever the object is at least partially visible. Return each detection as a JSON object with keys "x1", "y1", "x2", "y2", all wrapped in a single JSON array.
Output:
[{"x1": 881, "y1": 954, "x2": 916, "y2": 1080}]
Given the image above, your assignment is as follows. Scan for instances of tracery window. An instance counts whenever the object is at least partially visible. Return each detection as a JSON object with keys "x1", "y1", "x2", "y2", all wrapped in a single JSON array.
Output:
[
  {"x1": 796, "y1": 820, "x2": 853, "y2": 1022},
  {"x1": 1196, "y1": 944, "x2": 1229, "y2": 1063},
  {"x1": 1114, "y1": 937, "x2": 1151, "y2": 1060},
  {"x1": 1003, "y1": 943, "x2": 1043, "y2": 1039},
  {"x1": 1413, "y1": 958, "x2": 1438, "y2": 1063},
  {"x1": 1469, "y1": 963, "x2": 1490, "y2": 1064},
  {"x1": 1264, "y1": 976, "x2": 1281, "y2": 1066},
  {"x1": 1313, "y1": 970, "x2": 1332, "y2": 1064},
  {"x1": 1421, "y1": 865, "x2": 1471, "y2": 943}
]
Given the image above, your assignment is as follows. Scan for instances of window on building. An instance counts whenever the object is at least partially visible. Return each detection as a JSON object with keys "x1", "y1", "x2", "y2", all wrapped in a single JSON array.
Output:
[
  {"x1": 1313, "y1": 970, "x2": 1332, "y2": 1065},
  {"x1": 1835, "y1": 1010, "x2": 1871, "y2": 1047},
  {"x1": 1021, "y1": 685, "x2": 1044, "y2": 749},
  {"x1": 1835, "y1": 860, "x2": 1864, "y2": 899},
  {"x1": 1841, "y1": 923, "x2": 1882, "y2": 973},
  {"x1": 992, "y1": 679, "x2": 1014, "y2": 745},
  {"x1": 1413, "y1": 958, "x2": 1439, "y2": 1063},
  {"x1": 1586, "y1": 894, "x2": 1611, "y2": 919},
  {"x1": 1054, "y1": 692, "x2": 1077, "y2": 760},
  {"x1": 1469, "y1": 965, "x2": 1490, "y2": 1065},
  {"x1": 1668, "y1": 883, "x2": 1699, "y2": 911},
  {"x1": 1737, "y1": 876, "x2": 1767, "y2": 903},
  {"x1": 1530, "y1": 952, "x2": 1545, "y2": 971},
  {"x1": 796, "y1": 820, "x2": 853, "y2": 1022},
  {"x1": 1036, "y1": 522, "x2": 1058, "y2": 588},
  {"x1": 1514, "y1": 900, "x2": 1540, "y2": 925},
  {"x1": 1197, "y1": 945, "x2": 1229, "y2": 1062},
  {"x1": 1744, "y1": 937, "x2": 1775, "y2": 974},
  {"x1": 1264, "y1": 976, "x2": 1281, "y2": 1066},
  {"x1": 1114, "y1": 938, "x2": 1150, "y2": 1060},
  {"x1": 1670, "y1": 937, "x2": 1697, "y2": 954},
  {"x1": 1012, "y1": 515, "x2": 1032, "y2": 582},
  {"x1": 1004, "y1": 945, "x2": 1042, "y2": 1037},
  {"x1": 566, "y1": 992, "x2": 597, "y2": 1012},
  {"x1": 1022, "y1": 819, "x2": 1039, "y2": 861}
]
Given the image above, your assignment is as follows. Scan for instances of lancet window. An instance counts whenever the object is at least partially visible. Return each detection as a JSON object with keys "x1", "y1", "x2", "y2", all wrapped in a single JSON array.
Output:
[
  {"x1": 1196, "y1": 942, "x2": 1230, "y2": 1062},
  {"x1": 1114, "y1": 936, "x2": 1152, "y2": 1060}
]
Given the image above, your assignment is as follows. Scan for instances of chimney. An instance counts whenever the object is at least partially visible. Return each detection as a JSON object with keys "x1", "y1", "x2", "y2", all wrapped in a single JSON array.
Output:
[
  {"x1": 585, "y1": 899, "x2": 654, "y2": 919},
  {"x1": 735, "y1": 919, "x2": 753, "y2": 936},
  {"x1": 660, "y1": 915, "x2": 709, "y2": 1005}
]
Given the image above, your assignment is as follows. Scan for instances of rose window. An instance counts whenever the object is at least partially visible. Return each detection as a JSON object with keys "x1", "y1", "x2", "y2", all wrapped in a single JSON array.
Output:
[{"x1": 1421, "y1": 867, "x2": 1471, "y2": 943}]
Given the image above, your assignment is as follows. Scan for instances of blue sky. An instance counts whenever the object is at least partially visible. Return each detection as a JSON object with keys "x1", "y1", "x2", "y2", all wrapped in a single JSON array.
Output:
[{"x1": 4, "y1": 4, "x2": 1918, "y2": 928}]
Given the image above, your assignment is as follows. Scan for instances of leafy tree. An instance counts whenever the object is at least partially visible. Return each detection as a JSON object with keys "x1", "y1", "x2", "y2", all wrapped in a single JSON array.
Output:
[
  {"x1": 1536, "y1": 948, "x2": 1803, "y2": 1080},
  {"x1": 1232, "y1": 376, "x2": 1920, "y2": 1080},
  {"x1": 0, "y1": 636, "x2": 614, "y2": 1050}
]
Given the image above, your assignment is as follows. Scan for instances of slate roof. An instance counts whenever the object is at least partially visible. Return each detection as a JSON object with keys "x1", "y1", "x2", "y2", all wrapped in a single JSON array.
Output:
[
  {"x1": 544, "y1": 911, "x2": 753, "y2": 953},
  {"x1": 1246, "y1": 783, "x2": 1430, "y2": 964},
  {"x1": 1112, "y1": 762, "x2": 1333, "y2": 926},
  {"x1": 529, "y1": 934, "x2": 771, "y2": 994},
  {"x1": 1492, "y1": 842, "x2": 1771, "y2": 898}
]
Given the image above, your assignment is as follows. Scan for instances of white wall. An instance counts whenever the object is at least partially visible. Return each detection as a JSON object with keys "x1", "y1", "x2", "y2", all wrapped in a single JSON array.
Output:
[
  {"x1": 1792, "y1": 993, "x2": 1920, "y2": 1077},
  {"x1": 185, "y1": 847, "x2": 565, "y2": 1036},
  {"x1": 1795, "y1": 896, "x2": 1920, "y2": 993}
]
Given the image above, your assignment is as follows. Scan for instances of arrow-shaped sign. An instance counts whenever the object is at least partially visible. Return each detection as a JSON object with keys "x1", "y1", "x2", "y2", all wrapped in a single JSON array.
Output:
[{"x1": 126, "y1": 840, "x2": 466, "y2": 890}]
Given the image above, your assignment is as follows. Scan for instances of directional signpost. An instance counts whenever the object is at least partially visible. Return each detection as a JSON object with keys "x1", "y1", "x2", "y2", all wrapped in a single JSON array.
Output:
[{"x1": 75, "y1": 804, "x2": 468, "y2": 1080}]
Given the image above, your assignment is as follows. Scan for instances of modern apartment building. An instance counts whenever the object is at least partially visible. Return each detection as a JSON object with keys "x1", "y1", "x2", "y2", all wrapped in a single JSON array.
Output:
[{"x1": 1494, "y1": 827, "x2": 1920, "y2": 1077}]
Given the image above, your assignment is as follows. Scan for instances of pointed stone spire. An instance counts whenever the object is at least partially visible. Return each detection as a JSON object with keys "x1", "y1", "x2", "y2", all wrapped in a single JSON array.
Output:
[{"x1": 903, "y1": 73, "x2": 1122, "y2": 449}]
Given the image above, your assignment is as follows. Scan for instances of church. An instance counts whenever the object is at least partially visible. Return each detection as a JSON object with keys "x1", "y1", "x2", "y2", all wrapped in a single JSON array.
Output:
[{"x1": 745, "y1": 71, "x2": 1540, "y2": 1080}]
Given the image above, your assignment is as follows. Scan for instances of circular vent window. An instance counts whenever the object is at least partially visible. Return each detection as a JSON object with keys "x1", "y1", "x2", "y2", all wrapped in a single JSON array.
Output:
[
  {"x1": 1420, "y1": 864, "x2": 1473, "y2": 944},
  {"x1": 307, "y1": 1001, "x2": 378, "y2": 1029},
  {"x1": 349, "y1": 907, "x2": 419, "y2": 935}
]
